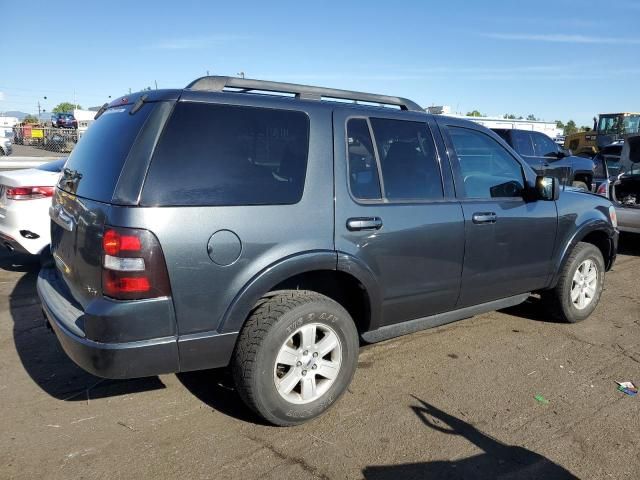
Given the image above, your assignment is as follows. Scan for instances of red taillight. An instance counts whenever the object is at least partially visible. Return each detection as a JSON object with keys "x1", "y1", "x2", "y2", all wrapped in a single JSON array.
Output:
[
  {"x1": 6, "y1": 186, "x2": 54, "y2": 200},
  {"x1": 101, "y1": 226, "x2": 171, "y2": 300},
  {"x1": 102, "y1": 229, "x2": 142, "y2": 256},
  {"x1": 596, "y1": 182, "x2": 608, "y2": 196},
  {"x1": 103, "y1": 272, "x2": 151, "y2": 294}
]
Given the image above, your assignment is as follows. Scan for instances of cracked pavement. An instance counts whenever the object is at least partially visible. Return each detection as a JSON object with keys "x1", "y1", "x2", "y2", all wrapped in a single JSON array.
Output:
[{"x1": 1, "y1": 236, "x2": 639, "y2": 479}]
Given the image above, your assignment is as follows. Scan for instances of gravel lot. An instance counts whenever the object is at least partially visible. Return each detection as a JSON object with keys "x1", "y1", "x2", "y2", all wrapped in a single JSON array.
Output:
[{"x1": 1, "y1": 237, "x2": 638, "y2": 480}]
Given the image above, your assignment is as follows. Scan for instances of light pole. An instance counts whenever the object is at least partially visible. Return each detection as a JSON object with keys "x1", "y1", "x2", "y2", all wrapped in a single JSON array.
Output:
[
  {"x1": 38, "y1": 96, "x2": 47, "y2": 118},
  {"x1": 237, "y1": 71, "x2": 245, "y2": 79}
]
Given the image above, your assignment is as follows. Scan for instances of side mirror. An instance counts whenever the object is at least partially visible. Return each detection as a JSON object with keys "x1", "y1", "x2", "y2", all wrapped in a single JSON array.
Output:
[{"x1": 536, "y1": 176, "x2": 560, "y2": 201}]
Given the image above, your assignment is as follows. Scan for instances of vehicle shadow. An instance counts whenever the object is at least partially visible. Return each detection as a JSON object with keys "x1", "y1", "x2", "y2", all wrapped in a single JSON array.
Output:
[
  {"x1": 617, "y1": 232, "x2": 640, "y2": 256},
  {"x1": 499, "y1": 296, "x2": 563, "y2": 324},
  {"x1": 363, "y1": 396, "x2": 577, "y2": 479},
  {"x1": 6, "y1": 251, "x2": 165, "y2": 401},
  {"x1": 176, "y1": 369, "x2": 266, "y2": 424}
]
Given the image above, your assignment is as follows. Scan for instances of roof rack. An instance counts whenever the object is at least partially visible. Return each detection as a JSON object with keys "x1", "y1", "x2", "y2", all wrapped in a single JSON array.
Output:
[{"x1": 185, "y1": 76, "x2": 423, "y2": 112}]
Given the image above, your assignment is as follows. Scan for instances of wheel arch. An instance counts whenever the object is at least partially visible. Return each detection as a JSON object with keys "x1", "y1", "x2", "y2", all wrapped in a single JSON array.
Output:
[
  {"x1": 219, "y1": 251, "x2": 381, "y2": 336},
  {"x1": 549, "y1": 221, "x2": 615, "y2": 289}
]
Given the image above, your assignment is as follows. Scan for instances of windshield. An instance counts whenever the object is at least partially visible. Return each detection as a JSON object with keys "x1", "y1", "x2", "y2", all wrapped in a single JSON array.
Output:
[
  {"x1": 623, "y1": 114, "x2": 640, "y2": 135},
  {"x1": 598, "y1": 114, "x2": 640, "y2": 135}
]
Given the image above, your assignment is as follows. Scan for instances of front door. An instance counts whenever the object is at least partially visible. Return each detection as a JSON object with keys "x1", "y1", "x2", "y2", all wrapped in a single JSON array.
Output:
[
  {"x1": 531, "y1": 131, "x2": 572, "y2": 186},
  {"x1": 437, "y1": 120, "x2": 558, "y2": 307},
  {"x1": 333, "y1": 109, "x2": 465, "y2": 326}
]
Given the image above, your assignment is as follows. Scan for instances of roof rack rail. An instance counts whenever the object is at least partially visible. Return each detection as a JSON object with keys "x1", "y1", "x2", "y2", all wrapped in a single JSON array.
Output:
[{"x1": 185, "y1": 76, "x2": 423, "y2": 112}]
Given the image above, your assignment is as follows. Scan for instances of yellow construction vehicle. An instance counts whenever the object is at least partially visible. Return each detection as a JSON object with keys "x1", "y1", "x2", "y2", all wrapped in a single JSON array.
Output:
[{"x1": 565, "y1": 112, "x2": 640, "y2": 157}]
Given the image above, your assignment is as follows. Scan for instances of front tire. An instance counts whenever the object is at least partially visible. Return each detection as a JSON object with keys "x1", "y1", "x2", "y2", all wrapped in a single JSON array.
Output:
[
  {"x1": 545, "y1": 242, "x2": 605, "y2": 323},
  {"x1": 232, "y1": 290, "x2": 359, "y2": 426}
]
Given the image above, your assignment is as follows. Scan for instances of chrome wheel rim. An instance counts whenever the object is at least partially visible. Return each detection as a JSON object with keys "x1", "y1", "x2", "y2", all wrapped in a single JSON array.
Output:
[
  {"x1": 273, "y1": 323, "x2": 342, "y2": 405},
  {"x1": 571, "y1": 259, "x2": 598, "y2": 310}
]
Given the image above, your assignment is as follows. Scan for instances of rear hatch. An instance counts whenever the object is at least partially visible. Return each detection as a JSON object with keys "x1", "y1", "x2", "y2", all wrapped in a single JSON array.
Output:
[{"x1": 50, "y1": 91, "x2": 177, "y2": 307}]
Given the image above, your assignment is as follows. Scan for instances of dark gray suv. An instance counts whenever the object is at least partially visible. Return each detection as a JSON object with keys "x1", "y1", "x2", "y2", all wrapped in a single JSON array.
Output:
[{"x1": 38, "y1": 77, "x2": 618, "y2": 425}]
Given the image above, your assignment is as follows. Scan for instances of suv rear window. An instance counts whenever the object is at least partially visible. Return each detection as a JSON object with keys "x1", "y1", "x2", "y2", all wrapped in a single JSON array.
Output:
[
  {"x1": 141, "y1": 102, "x2": 310, "y2": 206},
  {"x1": 58, "y1": 103, "x2": 156, "y2": 202}
]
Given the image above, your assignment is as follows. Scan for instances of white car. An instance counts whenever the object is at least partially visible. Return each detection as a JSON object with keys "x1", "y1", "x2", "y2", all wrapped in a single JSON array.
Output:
[{"x1": 0, "y1": 159, "x2": 65, "y2": 255}]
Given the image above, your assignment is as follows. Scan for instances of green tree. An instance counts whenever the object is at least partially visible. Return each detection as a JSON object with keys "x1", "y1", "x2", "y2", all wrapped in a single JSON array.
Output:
[
  {"x1": 503, "y1": 114, "x2": 517, "y2": 119},
  {"x1": 526, "y1": 114, "x2": 538, "y2": 121},
  {"x1": 23, "y1": 114, "x2": 39, "y2": 124},
  {"x1": 564, "y1": 120, "x2": 578, "y2": 136},
  {"x1": 555, "y1": 120, "x2": 565, "y2": 130},
  {"x1": 580, "y1": 126, "x2": 591, "y2": 132},
  {"x1": 466, "y1": 110, "x2": 483, "y2": 117},
  {"x1": 52, "y1": 102, "x2": 82, "y2": 113}
]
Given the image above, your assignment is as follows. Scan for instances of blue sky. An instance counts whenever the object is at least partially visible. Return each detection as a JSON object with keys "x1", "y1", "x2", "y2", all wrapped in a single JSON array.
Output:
[{"x1": 2, "y1": 0, "x2": 639, "y2": 125}]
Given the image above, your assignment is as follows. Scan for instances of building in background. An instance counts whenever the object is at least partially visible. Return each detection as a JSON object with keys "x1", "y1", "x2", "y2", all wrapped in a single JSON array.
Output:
[
  {"x1": 426, "y1": 106, "x2": 563, "y2": 138},
  {"x1": 0, "y1": 116, "x2": 19, "y2": 128}
]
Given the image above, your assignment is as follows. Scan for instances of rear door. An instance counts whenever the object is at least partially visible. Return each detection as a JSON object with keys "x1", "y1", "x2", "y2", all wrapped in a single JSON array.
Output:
[
  {"x1": 436, "y1": 119, "x2": 557, "y2": 307},
  {"x1": 333, "y1": 108, "x2": 464, "y2": 326},
  {"x1": 510, "y1": 130, "x2": 543, "y2": 173}
]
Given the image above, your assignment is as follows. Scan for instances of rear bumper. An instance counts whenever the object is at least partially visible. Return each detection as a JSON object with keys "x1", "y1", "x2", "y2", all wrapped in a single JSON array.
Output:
[{"x1": 37, "y1": 267, "x2": 180, "y2": 379}]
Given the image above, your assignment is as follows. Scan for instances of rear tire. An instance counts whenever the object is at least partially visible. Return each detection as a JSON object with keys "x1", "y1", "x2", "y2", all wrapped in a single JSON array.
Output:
[
  {"x1": 544, "y1": 242, "x2": 605, "y2": 323},
  {"x1": 232, "y1": 290, "x2": 359, "y2": 426}
]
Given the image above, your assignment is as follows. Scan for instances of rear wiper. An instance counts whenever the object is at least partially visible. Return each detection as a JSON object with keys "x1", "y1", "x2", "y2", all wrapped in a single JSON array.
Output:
[
  {"x1": 63, "y1": 168, "x2": 82, "y2": 181},
  {"x1": 130, "y1": 94, "x2": 148, "y2": 115},
  {"x1": 94, "y1": 103, "x2": 109, "y2": 120}
]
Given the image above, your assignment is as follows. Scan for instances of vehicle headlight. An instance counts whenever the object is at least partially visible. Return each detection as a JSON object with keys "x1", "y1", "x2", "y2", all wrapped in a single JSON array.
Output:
[{"x1": 608, "y1": 205, "x2": 618, "y2": 228}]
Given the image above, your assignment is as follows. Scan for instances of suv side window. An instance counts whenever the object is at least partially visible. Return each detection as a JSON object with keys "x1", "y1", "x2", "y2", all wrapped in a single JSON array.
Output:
[
  {"x1": 532, "y1": 132, "x2": 558, "y2": 157},
  {"x1": 512, "y1": 130, "x2": 535, "y2": 157},
  {"x1": 448, "y1": 126, "x2": 525, "y2": 199},
  {"x1": 347, "y1": 119, "x2": 382, "y2": 200},
  {"x1": 369, "y1": 118, "x2": 443, "y2": 201},
  {"x1": 141, "y1": 102, "x2": 309, "y2": 206}
]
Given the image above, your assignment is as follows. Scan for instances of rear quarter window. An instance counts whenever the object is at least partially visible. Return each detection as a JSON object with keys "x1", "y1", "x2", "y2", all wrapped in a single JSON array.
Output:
[{"x1": 141, "y1": 102, "x2": 310, "y2": 206}]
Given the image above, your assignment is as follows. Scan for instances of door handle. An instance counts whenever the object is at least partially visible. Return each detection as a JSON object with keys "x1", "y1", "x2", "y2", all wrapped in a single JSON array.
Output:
[
  {"x1": 346, "y1": 217, "x2": 383, "y2": 231},
  {"x1": 472, "y1": 212, "x2": 497, "y2": 224}
]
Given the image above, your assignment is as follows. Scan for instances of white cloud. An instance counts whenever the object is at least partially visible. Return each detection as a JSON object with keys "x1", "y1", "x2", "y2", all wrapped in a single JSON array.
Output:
[
  {"x1": 146, "y1": 34, "x2": 248, "y2": 50},
  {"x1": 482, "y1": 33, "x2": 640, "y2": 45}
]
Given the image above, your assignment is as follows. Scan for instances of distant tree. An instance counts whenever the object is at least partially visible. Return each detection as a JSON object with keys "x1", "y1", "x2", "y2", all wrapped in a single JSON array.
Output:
[
  {"x1": 580, "y1": 125, "x2": 591, "y2": 132},
  {"x1": 503, "y1": 114, "x2": 517, "y2": 119},
  {"x1": 52, "y1": 102, "x2": 82, "y2": 113},
  {"x1": 466, "y1": 110, "x2": 483, "y2": 117},
  {"x1": 555, "y1": 120, "x2": 565, "y2": 130},
  {"x1": 564, "y1": 120, "x2": 578, "y2": 136},
  {"x1": 526, "y1": 114, "x2": 538, "y2": 121},
  {"x1": 23, "y1": 114, "x2": 39, "y2": 124}
]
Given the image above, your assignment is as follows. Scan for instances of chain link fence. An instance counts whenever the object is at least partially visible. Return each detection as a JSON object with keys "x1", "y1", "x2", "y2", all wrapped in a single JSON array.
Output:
[{"x1": 12, "y1": 125, "x2": 82, "y2": 153}]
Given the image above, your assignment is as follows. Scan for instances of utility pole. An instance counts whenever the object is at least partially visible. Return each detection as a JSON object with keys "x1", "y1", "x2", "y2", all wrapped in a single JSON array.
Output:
[
  {"x1": 154, "y1": 80, "x2": 158, "y2": 90},
  {"x1": 238, "y1": 71, "x2": 245, "y2": 79}
]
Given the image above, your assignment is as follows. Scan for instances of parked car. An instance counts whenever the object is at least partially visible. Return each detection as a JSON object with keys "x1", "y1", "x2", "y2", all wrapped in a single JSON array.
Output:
[
  {"x1": 0, "y1": 159, "x2": 66, "y2": 255},
  {"x1": 38, "y1": 78, "x2": 618, "y2": 426},
  {"x1": 51, "y1": 112, "x2": 78, "y2": 129},
  {"x1": 0, "y1": 134, "x2": 12, "y2": 156},
  {"x1": 594, "y1": 139, "x2": 640, "y2": 233},
  {"x1": 492, "y1": 129, "x2": 595, "y2": 190}
]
